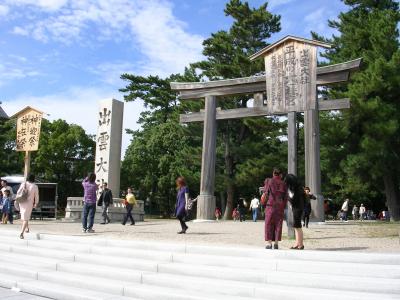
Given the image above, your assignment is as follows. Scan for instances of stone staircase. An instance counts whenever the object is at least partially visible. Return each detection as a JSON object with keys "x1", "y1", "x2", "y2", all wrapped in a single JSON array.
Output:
[{"x1": 0, "y1": 228, "x2": 399, "y2": 300}]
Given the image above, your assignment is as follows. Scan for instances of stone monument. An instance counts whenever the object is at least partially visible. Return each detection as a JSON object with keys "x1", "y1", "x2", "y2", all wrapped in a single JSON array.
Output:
[
  {"x1": 64, "y1": 98, "x2": 145, "y2": 222},
  {"x1": 95, "y1": 99, "x2": 124, "y2": 197}
]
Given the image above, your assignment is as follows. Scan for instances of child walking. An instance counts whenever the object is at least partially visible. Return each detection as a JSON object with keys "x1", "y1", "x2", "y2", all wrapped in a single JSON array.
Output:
[{"x1": 2, "y1": 190, "x2": 11, "y2": 224}]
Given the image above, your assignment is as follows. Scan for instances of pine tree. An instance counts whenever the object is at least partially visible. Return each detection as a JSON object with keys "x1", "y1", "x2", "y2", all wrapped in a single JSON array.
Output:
[{"x1": 314, "y1": 0, "x2": 400, "y2": 220}]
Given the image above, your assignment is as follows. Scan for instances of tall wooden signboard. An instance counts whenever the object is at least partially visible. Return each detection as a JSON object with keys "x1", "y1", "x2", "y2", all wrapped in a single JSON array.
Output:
[{"x1": 12, "y1": 106, "x2": 44, "y2": 179}]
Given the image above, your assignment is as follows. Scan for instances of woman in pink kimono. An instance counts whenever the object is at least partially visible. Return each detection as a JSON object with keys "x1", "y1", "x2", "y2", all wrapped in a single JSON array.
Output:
[
  {"x1": 262, "y1": 168, "x2": 287, "y2": 250},
  {"x1": 18, "y1": 174, "x2": 39, "y2": 239}
]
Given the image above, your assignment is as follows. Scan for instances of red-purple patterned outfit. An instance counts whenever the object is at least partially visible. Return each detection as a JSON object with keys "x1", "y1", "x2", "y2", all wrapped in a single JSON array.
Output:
[{"x1": 263, "y1": 176, "x2": 288, "y2": 241}]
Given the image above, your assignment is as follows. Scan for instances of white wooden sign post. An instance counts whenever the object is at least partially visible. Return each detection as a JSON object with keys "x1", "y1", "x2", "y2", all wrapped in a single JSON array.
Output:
[{"x1": 12, "y1": 106, "x2": 44, "y2": 179}]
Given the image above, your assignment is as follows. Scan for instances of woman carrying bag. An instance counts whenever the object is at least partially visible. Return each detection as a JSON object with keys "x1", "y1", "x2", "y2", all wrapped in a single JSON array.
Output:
[{"x1": 16, "y1": 174, "x2": 39, "y2": 239}]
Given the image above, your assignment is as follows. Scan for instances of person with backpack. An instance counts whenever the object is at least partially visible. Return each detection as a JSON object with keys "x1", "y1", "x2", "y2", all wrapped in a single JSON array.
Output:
[
  {"x1": 98, "y1": 182, "x2": 113, "y2": 224},
  {"x1": 262, "y1": 168, "x2": 288, "y2": 250},
  {"x1": 16, "y1": 174, "x2": 39, "y2": 239}
]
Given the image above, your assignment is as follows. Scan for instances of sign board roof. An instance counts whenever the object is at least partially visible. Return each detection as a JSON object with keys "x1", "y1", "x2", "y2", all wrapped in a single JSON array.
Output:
[{"x1": 249, "y1": 35, "x2": 331, "y2": 61}]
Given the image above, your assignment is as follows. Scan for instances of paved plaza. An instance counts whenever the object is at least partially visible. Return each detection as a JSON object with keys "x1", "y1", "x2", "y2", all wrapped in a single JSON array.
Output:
[{"x1": 2, "y1": 218, "x2": 399, "y2": 252}]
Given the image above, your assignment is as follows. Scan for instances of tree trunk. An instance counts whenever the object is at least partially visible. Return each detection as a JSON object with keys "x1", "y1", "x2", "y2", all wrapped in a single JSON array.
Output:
[
  {"x1": 224, "y1": 180, "x2": 235, "y2": 220},
  {"x1": 383, "y1": 173, "x2": 400, "y2": 221}
]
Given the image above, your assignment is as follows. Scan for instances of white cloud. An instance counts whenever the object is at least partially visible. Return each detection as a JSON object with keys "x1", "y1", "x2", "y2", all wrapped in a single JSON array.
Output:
[
  {"x1": 0, "y1": 4, "x2": 9, "y2": 16},
  {"x1": 268, "y1": 0, "x2": 295, "y2": 10},
  {"x1": 5, "y1": 0, "x2": 68, "y2": 11},
  {"x1": 88, "y1": 62, "x2": 136, "y2": 86},
  {"x1": 0, "y1": 63, "x2": 40, "y2": 86},
  {"x1": 303, "y1": 8, "x2": 333, "y2": 35},
  {"x1": 5, "y1": 0, "x2": 203, "y2": 75},
  {"x1": 129, "y1": 1, "x2": 203, "y2": 76},
  {"x1": 4, "y1": 86, "x2": 144, "y2": 157},
  {"x1": 12, "y1": 26, "x2": 29, "y2": 36}
]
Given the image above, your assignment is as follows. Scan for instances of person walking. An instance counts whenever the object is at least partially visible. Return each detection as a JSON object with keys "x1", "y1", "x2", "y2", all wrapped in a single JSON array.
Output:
[
  {"x1": 17, "y1": 174, "x2": 39, "y2": 239},
  {"x1": 352, "y1": 205, "x2": 359, "y2": 220},
  {"x1": 215, "y1": 207, "x2": 222, "y2": 221},
  {"x1": 1, "y1": 180, "x2": 14, "y2": 224},
  {"x1": 262, "y1": 168, "x2": 287, "y2": 250},
  {"x1": 122, "y1": 187, "x2": 136, "y2": 225},
  {"x1": 98, "y1": 182, "x2": 113, "y2": 224},
  {"x1": 249, "y1": 196, "x2": 260, "y2": 222},
  {"x1": 2, "y1": 190, "x2": 11, "y2": 224},
  {"x1": 303, "y1": 187, "x2": 315, "y2": 228},
  {"x1": 285, "y1": 174, "x2": 305, "y2": 250},
  {"x1": 359, "y1": 204, "x2": 366, "y2": 221},
  {"x1": 175, "y1": 176, "x2": 189, "y2": 234},
  {"x1": 82, "y1": 173, "x2": 98, "y2": 233},
  {"x1": 341, "y1": 198, "x2": 349, "y2": 221}
]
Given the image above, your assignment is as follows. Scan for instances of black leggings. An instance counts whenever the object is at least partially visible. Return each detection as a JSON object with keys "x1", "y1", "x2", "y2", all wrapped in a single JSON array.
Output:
[
  {"x1": 122, "y1": 204, "x2": 135, "y2": 225},
  {"x1": 303, "y1": 213, "x2": 310, "y2": 227},
  {"x1": 177, "y1": 215, "x2": 187, "y2": 230}
]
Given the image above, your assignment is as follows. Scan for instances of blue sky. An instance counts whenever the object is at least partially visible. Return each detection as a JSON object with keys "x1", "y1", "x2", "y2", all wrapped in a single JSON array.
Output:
[{"x1": 0, "y1": 0, "x2": 348, "y2": 154}]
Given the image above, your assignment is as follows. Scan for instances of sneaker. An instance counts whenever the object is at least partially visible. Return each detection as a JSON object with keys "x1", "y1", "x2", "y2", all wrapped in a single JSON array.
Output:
[
  {"x1": 82, "y1": 229, "x2": 87, "y2": 233},
  {"x1": 87, "y1": 229, "x2": 95, "y2": 233}
]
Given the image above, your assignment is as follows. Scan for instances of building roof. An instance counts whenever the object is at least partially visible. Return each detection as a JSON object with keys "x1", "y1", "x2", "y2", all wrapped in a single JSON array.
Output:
[
  {"x1": 249, "y1": 35, "x2": 332, "y2": 61},
  {"x1": 10, "y1": 106, "x2": 44, "y2": 118},
  {"x1": 0, "y1": 105, "x2": 9, "y2": 119}
]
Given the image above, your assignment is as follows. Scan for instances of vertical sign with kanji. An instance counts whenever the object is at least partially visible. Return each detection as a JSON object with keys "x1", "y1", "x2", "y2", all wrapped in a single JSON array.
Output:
[
  {"x1": 265, "y1": 40, "x2": 317, "y2": 114},
  {"x1": 94, "y1": 99, "x2": 124, "y2": 197},
  {"x1": 16, "y1": 107, "x2": 43, "y2": 151},
  {"x1": 12, "y1": 106, "x2": 44, "y2": 179}
]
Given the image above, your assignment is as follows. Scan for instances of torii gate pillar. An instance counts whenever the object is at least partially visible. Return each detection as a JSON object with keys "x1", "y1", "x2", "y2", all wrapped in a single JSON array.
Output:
[
  {"x1": 197, "y1": 95, "x2": 217, "y2": 220},
  {"x1": 304, "y1": 108, "x2": 324, "y2": 221}
]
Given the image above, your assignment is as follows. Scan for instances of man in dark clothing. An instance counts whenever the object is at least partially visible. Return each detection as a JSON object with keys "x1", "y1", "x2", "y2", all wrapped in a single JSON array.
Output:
[
  {"x1": 303, "y1": 186, "x2": 316, "y2": 228},
  {"x1": 98, "y1": 183, "x2": 113, "y2": 224}
]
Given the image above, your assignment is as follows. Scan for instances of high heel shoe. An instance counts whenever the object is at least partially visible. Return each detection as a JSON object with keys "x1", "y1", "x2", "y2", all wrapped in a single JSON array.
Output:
[
  {"x1": 296, "y1": 245, "x2": 305, "y2": 250},
  {"x1": 20, "y1": 233, "x2": 24, "y2": 239},
  {"x1": 26, "y1": 228, "x2": 30, "y2": 233}
]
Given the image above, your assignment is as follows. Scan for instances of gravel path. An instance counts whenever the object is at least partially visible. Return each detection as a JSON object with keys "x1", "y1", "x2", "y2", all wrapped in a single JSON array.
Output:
[{"x1": 1, "y1": 219, "x2": 399, "y2": 252}]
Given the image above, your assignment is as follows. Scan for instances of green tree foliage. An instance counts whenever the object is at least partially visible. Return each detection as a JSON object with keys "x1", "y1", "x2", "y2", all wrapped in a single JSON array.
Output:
[
  {"x1": 0, "y1": 119, "x2": 24, "y2": 175},
  {"x1": 120, "y1": 69, "x2": 203, "y2": 215},
  {"x1": 32, "y1": 119, "x2": 96, "y2": 209},
  {"x1": 0, "y1": 118, "x2": 95, "y2": 211},
  {"x1": 313, "y1": 0, "x2": 400, "y2": 220}
]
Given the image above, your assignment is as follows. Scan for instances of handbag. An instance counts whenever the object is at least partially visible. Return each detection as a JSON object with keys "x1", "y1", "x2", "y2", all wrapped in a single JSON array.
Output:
[{"x1": 15, "y1": 183, "x2": 28, "y2": 203}]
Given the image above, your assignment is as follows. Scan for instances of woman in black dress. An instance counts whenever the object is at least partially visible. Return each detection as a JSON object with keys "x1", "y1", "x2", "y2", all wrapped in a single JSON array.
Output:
[{"x1": 285, "y1": 174, "x2": 304, "y2": 250}]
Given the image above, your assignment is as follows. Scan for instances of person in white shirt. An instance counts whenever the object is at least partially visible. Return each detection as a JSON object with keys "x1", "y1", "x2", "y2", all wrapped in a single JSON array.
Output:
[
  {"x1": 341, "y1": 198, "x2": 349, "y2": 221},
  {"x1": 249, "y1": 196, "x2": 260, "y2": 222},
  {"x1": 359, "y1": 204, "x2": 366, "y2": 221}
]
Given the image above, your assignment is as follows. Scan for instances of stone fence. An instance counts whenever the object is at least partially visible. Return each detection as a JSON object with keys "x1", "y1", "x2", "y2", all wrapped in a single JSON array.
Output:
[{"x1": 64, "y1": 197, "x2": 144, "y2": 223}]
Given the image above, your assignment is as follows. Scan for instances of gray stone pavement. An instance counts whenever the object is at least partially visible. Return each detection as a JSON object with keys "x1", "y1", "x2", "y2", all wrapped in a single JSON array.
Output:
[
  {"x1": 0, "y1": 287, "x2": 50, "y2": 299},
  {"x1": 1, "y1": 218, "x2": 399, "y2": 252}
]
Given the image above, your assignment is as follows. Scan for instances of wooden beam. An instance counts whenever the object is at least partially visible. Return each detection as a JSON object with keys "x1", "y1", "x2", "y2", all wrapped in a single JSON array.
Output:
[
  {"x1": 171, "y1": 59, "x2": 362, "y2": 100},
  {"x1": 180, "y1": 98, "x2": 350, "y2": 123},
  {"x1": 318, "y1": 98, "x2": 350, "y2": 111}
]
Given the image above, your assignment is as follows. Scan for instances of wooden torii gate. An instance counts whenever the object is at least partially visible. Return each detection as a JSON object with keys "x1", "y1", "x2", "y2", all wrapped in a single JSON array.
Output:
[{"x1": 171, "y1": 36, "x2": 361, "y2": 221}]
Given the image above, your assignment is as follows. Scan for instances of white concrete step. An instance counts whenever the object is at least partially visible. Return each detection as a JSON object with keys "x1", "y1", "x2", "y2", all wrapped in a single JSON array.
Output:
[
  {"x1": 16, "y1": 280, "x2": 141, "y2": 300},
  {"x1": 1, "y1": 228, "x2": 400, "y2": 299},
  {"x1": 2, "y1": 260, "x2": 397, "y2": 300},
  {"x1": 37, "y1": 232, "x2": 400, "y2": 265},
  {"x1": 4, "y1": 240, "x2": 400, "y2": 281},
  {"x1": 3, "y1": 234, "x2": 400, "y2": 281}
]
